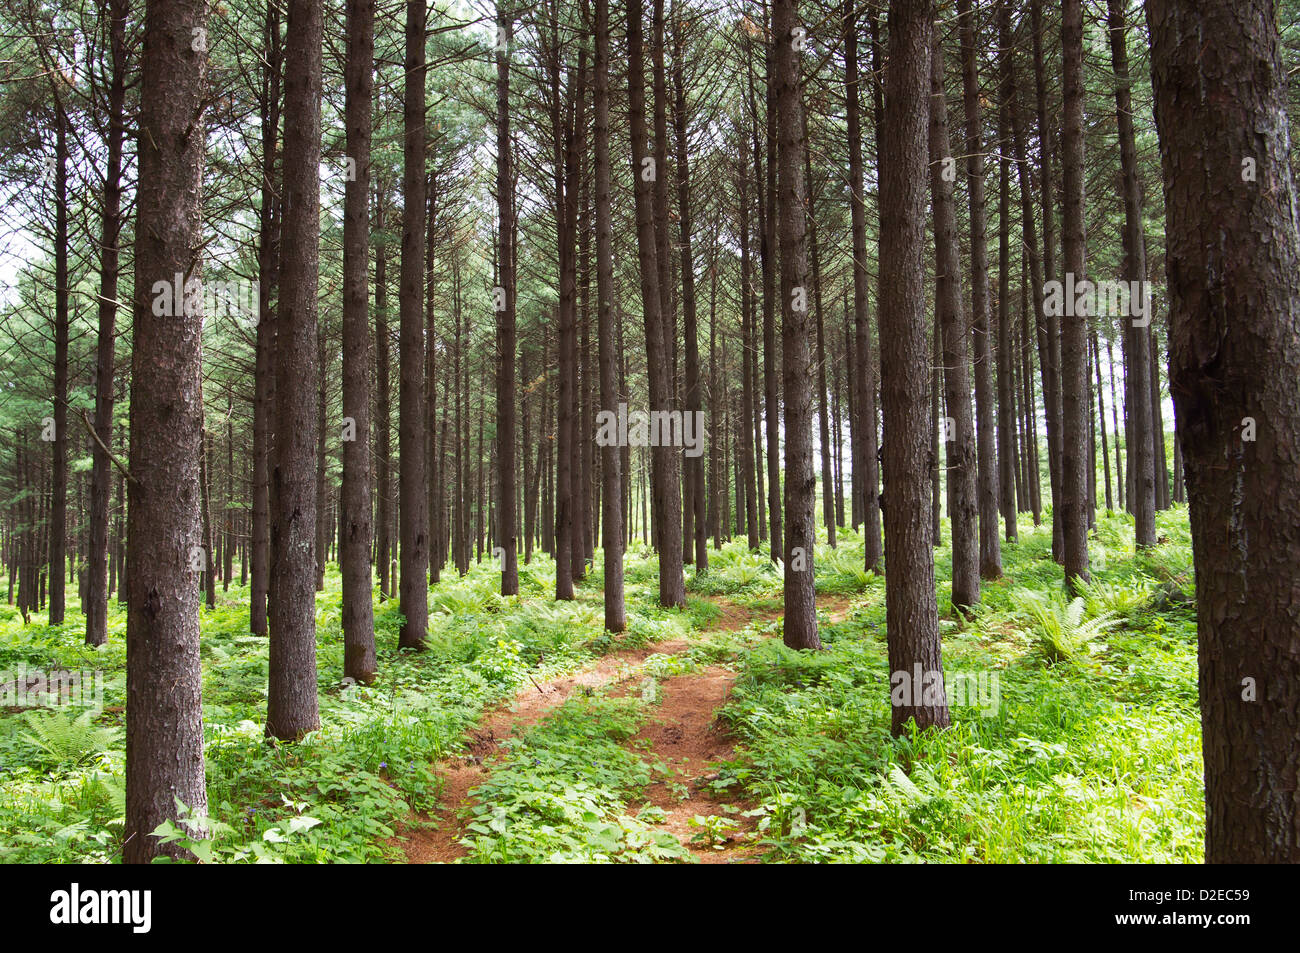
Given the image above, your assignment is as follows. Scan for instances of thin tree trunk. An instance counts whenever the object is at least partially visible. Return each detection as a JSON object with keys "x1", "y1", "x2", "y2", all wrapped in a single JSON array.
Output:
[
  {"x1": 496, "y1": 0, "x2": 519, "y2": 595},
  {"x1": 86, "y1": 0, "x2": 127, "y2": 646},
  {"x1": 1060, "y1": 0, "x2": 1091, "y2": 589},
  {"x1": 595, "y1": 0, "x2": 625, "y2": 631},
  {"x1": 929, "y1": 29, "x2": 979, "y2": 610}
]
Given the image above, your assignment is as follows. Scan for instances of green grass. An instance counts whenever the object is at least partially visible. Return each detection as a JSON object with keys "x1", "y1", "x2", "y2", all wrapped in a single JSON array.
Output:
[
  {"x1": 0, "y1": 552, "x2": 707, "y2": 863},
  {"x1": 0, "y1": 504, "x2": 1204, "y2": 863}
]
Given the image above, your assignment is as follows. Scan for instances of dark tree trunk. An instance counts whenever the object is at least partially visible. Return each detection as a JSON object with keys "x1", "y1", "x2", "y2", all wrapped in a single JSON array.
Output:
[
  {"x1": 124, "y1": 0, "x2": 210, "y2": 861},
  {"x1": 267, "y1": 0, "x2": 324, "y2": 739},
  {"x1": 844, "y1": 0, "x2": 882, "y2": 570},
  {"x1": 995, "y1": 1, "x2": 1018, "y2": 542},
  {"x1": 251, "y1": 1, "x2": 282, "y2": 635},
  {"x1": 880, "y1": 0, "x2": 949, "y2": 734},
  {"x1": 1106, "y1": 0, "x2": 1155, "y2": 547},
  {"x1": 595, "y1": 0, "x2": 625, "y2": 632},
  {"x1": 374, "y1": 191, "x2": 392, "y2": 599},
  {"x1": 738, "y1": 156, "x2": 760, "y2": 551},
  {"x1": 672, "y1": 16, "x2": 707, "y2": 572},
  {"x1": 86, "y1": 0, "x2": 127, "y2": 647},
  {"x1": 341, "y1": 0, "x2": 377, "y2": 683},
  {"x1": 1148, "y1": 0, "x2": 1300, "y2": 862},
  {"x1": 760, "y1": 38, "x2": 783, "y2": 564},
  {"x1": 49, "y1": 109, "x2": 68, "y2": 625},
  {"x1": 1030, "y1": 0, "x2": 1064, "y2": 561},
  {"x1": 626, "y1": 0, "x2": 684, "y2": 607},
  {"x1": 1060, "y1": 0, "x2": 1091, "y2": 590},
  {"x1": 929, "y1": 30, "x2": 979, "y2": 611},
  {"x1": 496, "y1": 1, "x2": 519, "y2": 596},
  {"x1": 398, "y1": 0, "x2": 429, "y2": 647},
  {"x1": 957, "y1": 0, "x2": 1001, "y2": 578},
  {"x1": 772, "y1": 0, "x2": 819, "y2": 650}
]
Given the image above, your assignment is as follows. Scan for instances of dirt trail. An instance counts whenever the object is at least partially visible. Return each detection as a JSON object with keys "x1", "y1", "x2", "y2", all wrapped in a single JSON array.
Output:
[
  {"x1": 400, "y1": 593, "x2": 853, "y2": 864},
  {"x1": 628, "y1": 594, "x2": 854, "y2": 863}
]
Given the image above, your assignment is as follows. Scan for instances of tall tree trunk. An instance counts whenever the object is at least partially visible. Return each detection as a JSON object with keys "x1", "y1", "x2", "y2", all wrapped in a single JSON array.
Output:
[
  {"x1": 626, "y1": 0, "x2": 684, "y2": 607},
  {"x1": 267, "y1": 0, "x2": 324, "y2": 739},
  {"x1": 844, "y1": 0, "x2": 883, "y2": 571},
  {"x1": 49, "y1": 108, "x2": 68, "y2": 625},
  {"x1": 495, "y1": 0, "x2": 519, "y2": 596},
  {"x1": 341, "y1": 0, "x2": 377, "y2": 683},
  {"x1": 1148, "y1": 0, "x2": 1300, "y2": 862},
  {"x1": 398, "y1": 0, "x2": 429, "y2": 646},
  {"x1": 760, "y1": 37, "x2": 783, "y2": 564},
  {"x1": 86, "y1": 0, "x2": 127, "y2": 647},
  {"x1": 124, "y1": 0, "x2": 210, "y2": 861},
  {"x1": 738, "y1": 155, "x2": 760, "y2": 550},
  {"x1": 1106, "y1": 0, "x2": 1154, "y2": 547},
  {"x1": 929, "y1": 29, "x2": 979, "y2": 611},
  {"x1": 595, "y1": 0, "x2": 625, "y2": 631},
  {"x1": 672, "y1": 14, "x2": 707, "y2": 572},
  {"x1": 374, "y1": 190, "x2": 393, "y2": 598},
  {"x1": 772, "y1": 0, "x2": 819, "y2": 650},
  {"x1": 957, "y1": 0, "x2": 1001, "y2": 578},
  {"x1": 880, "y1": 0, "x2": 949, "y2": 734},
  {"x1": 995, "y1": 0, "x2": 1018, "y2": 542},
  {"x1": 1060, "y1": 0, "x2": 1091, "y2": 589},
  {"x1": 1031, "y1": 0, "x2": 1064, "y2": 561},
  {"x1": 251, "y1": 1, "x2": 282, "y2": 635}
]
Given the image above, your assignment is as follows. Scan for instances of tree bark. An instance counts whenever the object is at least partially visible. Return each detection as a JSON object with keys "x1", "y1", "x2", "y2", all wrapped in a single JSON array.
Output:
[
  {"x1": 929, "y1": 29, "x2": 979, "y2": 611},
  {"x1": 495, "y1": 1, "x2": 519, "y2": 596},
  {"x1": 267, "y1": 0, "x2": 324, "y2": 739},
  {"x1": 957, "y1": 0, "x2": 1001, "y2": 578},
  {"x1": 880, "y1": 0, "x2": 949, "y2": 734},
  {"x1": 595, "y1": 0, "x2": 625, "y2": 632},
  {"x1": 124, "y1": 0, "x2": 210, "y2": 861},
  {"x1": 1148, "y1": 0, "x2": 1300, "y2": 862},
  {"x1": 626, "y1": 0, "x2": 685, "y2": 607},
  {"x1": 772, "y1": 0, "x2": 819, "y2": 650},
  {"x1": 86, "y1": 0, "x2": 127, "y2": 646},
  {"x1": 1060, "y1": 0, "x2": 1091, "y2": 589},
  {"x1": 341, "y1": 0, "x2": 377, "y2": 683},
  {"x1": 398, "y1": 0, "x2": 429, "y2": 646}
]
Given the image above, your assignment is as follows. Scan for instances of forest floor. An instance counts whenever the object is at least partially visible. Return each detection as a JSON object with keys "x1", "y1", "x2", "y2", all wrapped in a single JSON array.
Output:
[
  {"x1": 0, "y1": 507, "x2": 1206, "y2": 863},
  {"x1": 401, "y1": 593, "x2": 853, "y2": 864}
]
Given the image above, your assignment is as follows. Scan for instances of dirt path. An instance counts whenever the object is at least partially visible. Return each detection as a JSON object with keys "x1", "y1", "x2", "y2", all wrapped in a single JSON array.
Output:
[{"x1": 400, "y1": 593, "x2": 853, "y2": 864}]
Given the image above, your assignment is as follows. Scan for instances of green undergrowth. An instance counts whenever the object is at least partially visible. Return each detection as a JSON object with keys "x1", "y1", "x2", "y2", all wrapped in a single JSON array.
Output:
[
  {"x1": 457, "y1": 691, "x2": 691, "y2": 863},
  {"x1": 712, "y1": 507, "x2": 1203, "y2": 862},
  {"x1": 0, "y1": 550, "x2": 706, "y2": 863}
]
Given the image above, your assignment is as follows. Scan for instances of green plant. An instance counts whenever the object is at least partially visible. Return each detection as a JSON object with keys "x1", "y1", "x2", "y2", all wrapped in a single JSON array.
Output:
[
  {"x1": 1008, "y1": 588, "x2": 1120, "y2": 662},
  {"x1": 21, "y1": 710, "x2": 120, "y2": 772}
]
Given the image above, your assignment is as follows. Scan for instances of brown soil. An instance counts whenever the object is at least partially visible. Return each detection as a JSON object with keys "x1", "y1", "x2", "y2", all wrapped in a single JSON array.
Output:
[
  {"x1": 399, "y1": 637, "x2": 684, "y2": 863},
  {"x1": 400, "y1": 591, "x2": 857, "y2": 864},
  {"x1": 629, "y1": 666, "x2": 761, "y2": 863}
]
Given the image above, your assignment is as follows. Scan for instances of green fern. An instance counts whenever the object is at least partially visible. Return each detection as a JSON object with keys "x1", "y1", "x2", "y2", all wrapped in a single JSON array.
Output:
[
  {"x1": 1081, "y1": 577, "x2": 1151, "y2": 620},
  {"x1": 21, "y1": 710, "x2": 120, "y2": 771},
  {"x1": 1010, "y1": 588, "x2": 1120, "y2": 662}
]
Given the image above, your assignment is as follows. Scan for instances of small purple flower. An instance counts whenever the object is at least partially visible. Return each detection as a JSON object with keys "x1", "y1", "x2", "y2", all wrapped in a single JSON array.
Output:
[{"x1": 379, "y1": 762, "x2": 387, "y2": 769}]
